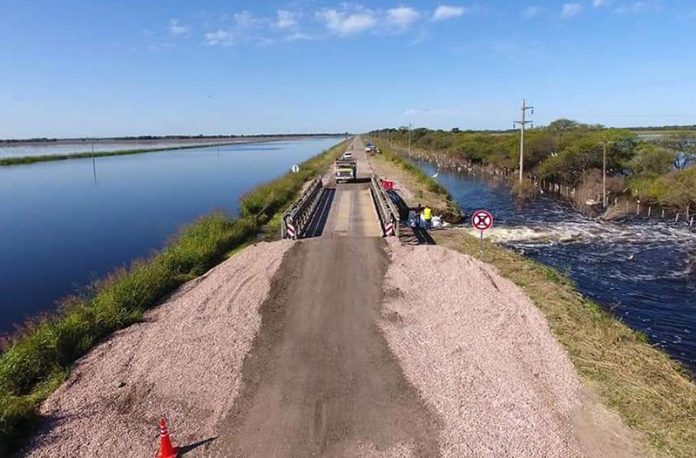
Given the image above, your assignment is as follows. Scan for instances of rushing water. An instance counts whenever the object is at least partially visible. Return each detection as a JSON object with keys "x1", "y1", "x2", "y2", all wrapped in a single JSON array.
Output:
[
  {"x1": 0, "y1": 137, "x2": 342, "y2": 333},
  {"x1": 416, "y1": 161, "x2": 696, "y2": 372}
]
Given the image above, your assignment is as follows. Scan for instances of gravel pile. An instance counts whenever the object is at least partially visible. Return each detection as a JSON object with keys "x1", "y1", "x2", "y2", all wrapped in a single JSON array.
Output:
[
  {"x1": 25, "y1": 240, "x2": 293, "y2": 457},
  {"x1": 380, "y1": 240, "x2": 587, "y2": 457}
]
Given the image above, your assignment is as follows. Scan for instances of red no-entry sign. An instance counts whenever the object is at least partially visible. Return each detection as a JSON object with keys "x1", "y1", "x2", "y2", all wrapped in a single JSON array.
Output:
[{"x1": 471, "y1": 210, "x2": 494, "y2": 231}]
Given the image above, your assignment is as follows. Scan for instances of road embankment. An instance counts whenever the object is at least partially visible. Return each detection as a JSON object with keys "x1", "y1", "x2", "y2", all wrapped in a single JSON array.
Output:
[
  {"x1": 0, "y1": 140, "x2": 346, "y2": 453},
  {"x1": 380, "y1": 239, "x2": 635, "y2": 456},
  {"x1": 370, "y1": 143, "x2": 696, "y2": 458},
  {"x1": 25, "y1": 240, "x2": 293, "y2": 457}
]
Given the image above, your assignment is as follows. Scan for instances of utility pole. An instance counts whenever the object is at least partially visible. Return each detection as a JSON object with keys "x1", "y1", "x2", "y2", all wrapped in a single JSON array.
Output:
[
  {"x1": 602, "y1": 141, "x2": 615, "y2": 208},
  {"x1": 602, "y1": 142, "x2": 607, "y2": 208},
  {"x1": 513, "y1": 99, "x2": 534, "y2": 186},
  {"x1": 408, "y1": 123, "x2": 412, "y2": 156}
]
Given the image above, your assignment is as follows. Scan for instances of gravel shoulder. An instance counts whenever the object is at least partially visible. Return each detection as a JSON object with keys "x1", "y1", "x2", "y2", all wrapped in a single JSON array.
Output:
[
  {"x1": 23, "y1": 240, "x2": 293, "y2": 457},
  {"x1": 379, "y1": 239, "x2": 638, "y2": 457},
  {"x1": 207, "y1": 237, "x2": 441, "y2": 457}
]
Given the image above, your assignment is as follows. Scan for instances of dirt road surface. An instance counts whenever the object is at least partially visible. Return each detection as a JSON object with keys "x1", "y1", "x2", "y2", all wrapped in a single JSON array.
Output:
[{"x1": 208, "y1": 238, "x2": 440, "y2": 457}]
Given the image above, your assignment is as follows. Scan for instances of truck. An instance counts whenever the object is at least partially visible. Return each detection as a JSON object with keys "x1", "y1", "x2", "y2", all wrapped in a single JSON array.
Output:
[{"x1": 335, "y1": 158, "x2": 357, "y2": 182}]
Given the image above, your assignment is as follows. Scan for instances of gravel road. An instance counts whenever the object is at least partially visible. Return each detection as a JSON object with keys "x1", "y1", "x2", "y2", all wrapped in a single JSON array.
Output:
[
  {"x1": 207, "y1": 237, "x2": 441, "y2": 457},
  {"x1": 23, "y1": 240, "x2": 293, "y2": 457},
  {"x1": 379, "y1": 239, "x2": 636, "y2": 457}
]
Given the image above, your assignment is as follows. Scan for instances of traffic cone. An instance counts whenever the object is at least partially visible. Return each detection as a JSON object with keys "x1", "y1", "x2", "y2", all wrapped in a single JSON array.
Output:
[{"x1": 156, "y1": 418, "x2": 179, "y2": 458}]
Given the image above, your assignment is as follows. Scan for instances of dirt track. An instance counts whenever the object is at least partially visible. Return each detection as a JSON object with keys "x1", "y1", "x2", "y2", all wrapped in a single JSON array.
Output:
[{"x1": 208, "y1": 237, "x2": 440, "y2": 456}]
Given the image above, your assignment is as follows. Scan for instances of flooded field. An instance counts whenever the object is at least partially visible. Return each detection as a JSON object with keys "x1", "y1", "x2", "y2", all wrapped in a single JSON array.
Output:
[{"x1": 0, "y1": 137, "x2": 342, "y2": 333}]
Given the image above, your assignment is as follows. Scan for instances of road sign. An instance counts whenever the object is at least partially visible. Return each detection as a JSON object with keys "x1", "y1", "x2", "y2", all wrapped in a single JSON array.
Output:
[
  {"x1": 471, "y1": 210, "x2": 493, "y2": 231},
  {"x1": 471, "y1": 210, "x2": 493, "y2": 258}
]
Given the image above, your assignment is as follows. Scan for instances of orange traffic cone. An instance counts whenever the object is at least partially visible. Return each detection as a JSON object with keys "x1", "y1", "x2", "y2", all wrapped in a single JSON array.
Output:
[{"x1": 156, "y1": 418, "x2": 179, "y2": 458}]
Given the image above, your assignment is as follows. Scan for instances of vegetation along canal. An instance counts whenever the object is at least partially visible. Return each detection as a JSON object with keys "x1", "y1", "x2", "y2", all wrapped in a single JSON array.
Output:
[
  {"x1": 0, "y1": 137, "x2": 342, "y2": 334},
  {"x1": 416, "y1": 160, "x2": 696, "y2": 372}
]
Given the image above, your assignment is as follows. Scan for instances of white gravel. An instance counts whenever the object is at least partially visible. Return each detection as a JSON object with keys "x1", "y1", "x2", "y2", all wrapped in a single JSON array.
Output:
[
  {"x1": 25, "y1": 240, "x2": 293, "y2": 457},
  {"x1": 380, "y1": 239, "x2": 587, "y2": 457}
]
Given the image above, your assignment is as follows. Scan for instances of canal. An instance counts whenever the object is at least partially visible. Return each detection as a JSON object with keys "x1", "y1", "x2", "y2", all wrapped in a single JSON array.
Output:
[{"x1": 0, "y1": 137, "x2": 342, "y2": 334}]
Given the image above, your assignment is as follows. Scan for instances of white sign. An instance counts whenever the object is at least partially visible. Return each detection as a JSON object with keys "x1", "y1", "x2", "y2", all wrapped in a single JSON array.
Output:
[{"x1": 291, "y1": 164, "x2": 300, "y2": 173}]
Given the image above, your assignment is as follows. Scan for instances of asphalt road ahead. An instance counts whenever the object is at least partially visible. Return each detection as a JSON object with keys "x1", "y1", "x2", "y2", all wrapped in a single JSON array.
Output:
[{"x1": 209, "y1": 138, "x2": 441, "y2": 457}]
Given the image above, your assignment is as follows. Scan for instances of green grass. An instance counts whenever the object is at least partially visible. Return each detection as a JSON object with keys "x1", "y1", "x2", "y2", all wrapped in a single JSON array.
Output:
[
  {"x1": 372, "y1": 140, "x2": 451, "y2": 197},
  {"x1": 434, "y1": 230, "x2": 695, "y2": 457},
  {"x1": 0, "y1": 140, "x2": 346, "y2": 452},
  {"x1": 0, "y1": 142, "x2": 251, "y2": 166},
  {"x1": 378, "y1": 145, "x2": 696, "y2": 457},
  {"x1": 377, "y1": 134, "x2": 695, "y2": 455}
]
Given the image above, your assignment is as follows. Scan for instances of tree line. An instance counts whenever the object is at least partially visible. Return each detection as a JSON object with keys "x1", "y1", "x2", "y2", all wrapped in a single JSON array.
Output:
[{"x1": 371, "y1": 120, "x2": 696, "y2": 214}]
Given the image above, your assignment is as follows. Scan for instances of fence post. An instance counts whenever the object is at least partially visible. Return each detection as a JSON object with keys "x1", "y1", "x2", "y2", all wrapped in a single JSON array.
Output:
[
  {"x1": 675, "y1": 213, "x2": 680, "y2": 223},
  {"x1": 691, "y1": 216, "x2": 694, "y2": 228},
  {"x1": 662, "y1": 209, "x2": 666, "y2": 219},
  {"x1": 648, "y1": 206, "x2": 652, "y2": 217}
]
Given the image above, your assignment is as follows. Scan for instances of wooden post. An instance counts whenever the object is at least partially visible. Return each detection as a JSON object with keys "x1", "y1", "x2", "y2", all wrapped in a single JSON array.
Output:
[
  {"x1": 648, "y1": 206, "x2": 652, "y2": 217},
  {"x1": 636, "y1": 202, "x2": 640, "y2": 215},
  {"x1": 662, "y1": 209, "x2": 666, "y2": 219},
  {"x1": 675, "y1": 213, "x2": 680, "y2": 223},
  {"x1": 691, "y1": 216, "x2": 694, "y2": 227}
]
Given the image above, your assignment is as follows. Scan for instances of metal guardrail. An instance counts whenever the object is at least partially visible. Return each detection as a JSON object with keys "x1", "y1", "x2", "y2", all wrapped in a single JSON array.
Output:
[
  {"x1": 281, "y1": 178, "x2": 324, "y2": 239},
  {"x1": 370, "y1": 176, "x2": 401, "y2": 237}
]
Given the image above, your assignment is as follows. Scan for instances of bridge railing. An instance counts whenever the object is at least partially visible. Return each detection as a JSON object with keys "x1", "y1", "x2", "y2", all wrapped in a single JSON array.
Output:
[
  {"x1": 370, "y1": 176, "x2": 401, "y2": 237},
  {"x1": 281, "y1": 178, "x2": 324, "y2": 239}
]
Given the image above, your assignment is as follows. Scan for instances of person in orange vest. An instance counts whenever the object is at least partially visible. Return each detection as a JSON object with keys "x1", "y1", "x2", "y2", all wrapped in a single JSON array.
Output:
[{"x1": 423, "y1": 206, "x2": 432, "y2": 229}]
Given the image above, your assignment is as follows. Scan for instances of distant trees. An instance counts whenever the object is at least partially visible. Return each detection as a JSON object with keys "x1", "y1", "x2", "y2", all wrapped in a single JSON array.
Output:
[
  {"x1": 371, "y1": 121, "x2": 696, "y2": 213},
  {"x1": 662, "y1": 133, "x2": 696, "y2": 170}
]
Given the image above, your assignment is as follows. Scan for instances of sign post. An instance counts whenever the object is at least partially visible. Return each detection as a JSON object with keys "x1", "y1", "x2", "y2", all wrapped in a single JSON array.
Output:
[{"x1": 471, "y1": 210, "x2": 494, "y2": 258}]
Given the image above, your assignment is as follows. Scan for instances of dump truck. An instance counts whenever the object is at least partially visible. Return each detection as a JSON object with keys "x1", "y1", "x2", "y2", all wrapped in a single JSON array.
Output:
[{"x1": 335, "y1": 158, "x2": 357, "y2": 182}]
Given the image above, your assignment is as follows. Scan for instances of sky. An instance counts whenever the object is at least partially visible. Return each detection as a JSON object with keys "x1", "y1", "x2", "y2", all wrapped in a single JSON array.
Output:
[{"x1": 1, "y1": 0, "x2": 696, "y2": 138}]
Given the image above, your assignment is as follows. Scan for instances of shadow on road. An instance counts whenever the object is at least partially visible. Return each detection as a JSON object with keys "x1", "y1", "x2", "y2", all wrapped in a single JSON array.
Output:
[
  {"x1": 180, "y1": 437, "x2": 217, "y2": 455},
  {"x1": 301, "y1": 188, "x2": 336, "y2": 238}
]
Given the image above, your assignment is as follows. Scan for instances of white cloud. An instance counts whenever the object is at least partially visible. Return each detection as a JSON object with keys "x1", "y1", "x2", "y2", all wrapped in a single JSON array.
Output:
[
  {"x1": 562, "y1": 3, "x2": 583, "y2": 17},
  {"x1": 233, "y1": 11, "x2": 255, "y2": 29},
  {"x1": 613, "y1": 1, "x2": 662, "y2": 14},
  {"x1": 317, "y1": 8, "x2": 377, "y2": 35},
  {"x1": 593, "y1": 0, "x2": 607, "y2": 7},
  {"x1": 432, "y1": 5, "x2": 467, "y2": 21},
  {"x1": 204, "y1": 30, "x2": 233, "y2": 46},
  {"x1": 521, "y1": 6, "x2": 542, "y2": 18},
  {"x1": 386, "y1": 6, "x2": 421, "y2": 28},
  {"x1": 169, "y1": 19, "x2": 189, "y2": 35},
  {"x1": 275, "y1": 10, "x2": 298, "y2": 29}
]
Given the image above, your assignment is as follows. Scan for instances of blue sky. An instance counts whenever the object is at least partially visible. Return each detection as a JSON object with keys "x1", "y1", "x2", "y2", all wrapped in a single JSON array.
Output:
[{"x1": 1, "y1": 0, "x2": 695, "y2": 138}]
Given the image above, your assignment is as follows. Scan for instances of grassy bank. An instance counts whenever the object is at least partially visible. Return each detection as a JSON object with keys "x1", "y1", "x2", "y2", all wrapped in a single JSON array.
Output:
[
  {"x1": 0, "y1": 142, "x2": 248, "y2": 166},
  {"x1": 368, "y1": 138, "x2": 462, "y2": 220},
  {"x1": 388, "y1": 152, "x2": 695, "y2": 457},
  {"x1": 0, "y1": 140, "x2": 346, "y2": 451}
]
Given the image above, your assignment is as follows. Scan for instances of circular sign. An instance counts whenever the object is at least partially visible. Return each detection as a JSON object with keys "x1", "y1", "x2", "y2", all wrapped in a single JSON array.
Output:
[
  {"x1": 291, "y1": 164, "x2": 300, "y2": 173},
  {"x1": 471, "y1": 210, "x2": 493, "y2": 231}
]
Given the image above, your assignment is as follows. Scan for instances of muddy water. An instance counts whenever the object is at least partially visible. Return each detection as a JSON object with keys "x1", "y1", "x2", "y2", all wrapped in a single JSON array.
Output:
[{"x1": 416, "y1": 160, "x2": 696, "y2": 372}]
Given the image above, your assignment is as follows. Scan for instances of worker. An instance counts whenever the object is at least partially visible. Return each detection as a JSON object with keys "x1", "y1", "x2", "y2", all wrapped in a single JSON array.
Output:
[
  {"x1": 415, "y1": 203, "x2": 422, "y2": 229},
  {"x1": 423, "y1": 206, "x2": 432, "y2": 229}
]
